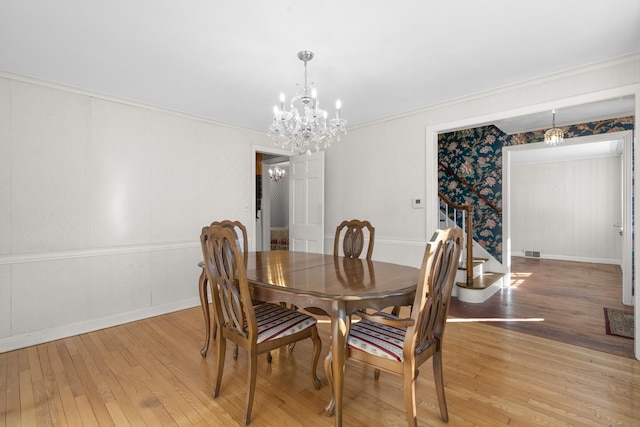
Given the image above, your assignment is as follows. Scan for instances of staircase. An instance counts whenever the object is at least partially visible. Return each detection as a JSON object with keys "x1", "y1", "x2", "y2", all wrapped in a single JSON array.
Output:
[
  {"x1": 452, "y1": 256, "x2": 504, "y2": 303},
  {"x1": 439, "y1": 191, "x2": 505, "y2": 303}
]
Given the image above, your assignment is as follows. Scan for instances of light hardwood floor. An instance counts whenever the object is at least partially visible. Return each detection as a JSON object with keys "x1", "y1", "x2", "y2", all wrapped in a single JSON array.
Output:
[{"x1": 1, "y1": 299, "x2": 639, "y2": 426}]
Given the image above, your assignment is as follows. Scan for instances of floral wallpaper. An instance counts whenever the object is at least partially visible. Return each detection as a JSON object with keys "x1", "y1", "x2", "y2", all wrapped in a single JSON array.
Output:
[{"x1": 438, "y1": 116, "x2": 635, "y2": 264}]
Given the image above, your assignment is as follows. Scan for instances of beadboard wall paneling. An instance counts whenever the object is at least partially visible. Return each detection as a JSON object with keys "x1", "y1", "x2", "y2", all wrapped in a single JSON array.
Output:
[{"x1": 511, "y1": 156, "x2": 622, "y2": 262}]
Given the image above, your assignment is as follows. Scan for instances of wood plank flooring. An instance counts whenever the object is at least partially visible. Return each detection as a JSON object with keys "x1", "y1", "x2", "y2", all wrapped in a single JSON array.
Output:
[
  {"x1": 1, "y1": 257, "x2": 638, "y2": 426},
  {"x1": 450, "y1": 257, "x2": 635, "y2": 359}
]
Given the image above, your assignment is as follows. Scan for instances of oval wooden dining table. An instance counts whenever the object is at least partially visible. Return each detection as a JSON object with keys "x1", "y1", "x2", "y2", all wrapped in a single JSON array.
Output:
[{"x1": 244, "y1": 251, "x2": 419, "y2": 427}]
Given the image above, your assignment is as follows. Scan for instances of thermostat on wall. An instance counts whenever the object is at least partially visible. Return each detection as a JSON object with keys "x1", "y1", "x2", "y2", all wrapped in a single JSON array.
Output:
[{"x1": 412, "y1": 198, "x2": 424, "y2": 209}]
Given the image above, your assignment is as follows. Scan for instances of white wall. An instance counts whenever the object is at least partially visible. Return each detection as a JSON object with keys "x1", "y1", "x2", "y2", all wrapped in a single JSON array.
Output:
[
  {"x1": 326, "y1": 56, "x2": 639, "y2": 268},
  {"x1": 510, "y1": 156, "x2": 622, "y2": 263},
  {"x1": 324, "y1": 117, "x2": 429, "y2": 268},
  {"x1": 0, "y1": 75, "x2": 267, "y2": 351}
]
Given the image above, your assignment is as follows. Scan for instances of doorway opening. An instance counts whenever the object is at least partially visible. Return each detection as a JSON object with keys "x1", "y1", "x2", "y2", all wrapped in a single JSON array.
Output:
[
  {"x1": 251, "y1": 146, "x2": 326, "y2": 254},
  {"x1": 503, "y1": 131, "x2": 633, "y2": 305},
  {"x1": 259, "y1": 154, "x2": 290, "y2": 251},
  {"x1": 254, "y1": 149, "x2": 291, "y2": 251}
]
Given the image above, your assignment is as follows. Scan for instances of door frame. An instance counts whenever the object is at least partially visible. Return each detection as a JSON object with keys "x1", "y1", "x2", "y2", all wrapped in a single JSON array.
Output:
[
  {"x1": 425, "y1": 85, "x2": 639, "y2": 360},
  {"x1": 502, "y1": 130, "x2": 633, "y2": 305}
]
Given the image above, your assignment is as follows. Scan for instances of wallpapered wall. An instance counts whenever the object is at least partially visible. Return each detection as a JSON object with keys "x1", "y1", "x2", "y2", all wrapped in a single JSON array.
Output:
[{"x1": 438, "y1": 116, "x2": 635, "y2": 263}]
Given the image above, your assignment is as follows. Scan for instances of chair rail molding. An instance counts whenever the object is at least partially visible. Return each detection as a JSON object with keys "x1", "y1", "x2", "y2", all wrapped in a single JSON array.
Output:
[{"x1": 0, "y1": 241, "x2": 200, "y2": 265}]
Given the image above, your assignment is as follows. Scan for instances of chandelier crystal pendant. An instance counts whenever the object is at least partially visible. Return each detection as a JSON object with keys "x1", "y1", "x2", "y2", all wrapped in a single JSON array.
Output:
[
  {"x1": 544, "y1": 110, "x2": 564, "y2": 146},
  {"x1": 268, "y1": 51, "x2": 347, "y2": 155}
]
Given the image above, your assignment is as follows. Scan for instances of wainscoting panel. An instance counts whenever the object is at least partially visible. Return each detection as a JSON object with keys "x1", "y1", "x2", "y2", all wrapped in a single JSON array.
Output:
[
  {"x1": 0, "y1": 264, "x2": 9, "y2": 338},
  {"x1": 89, "y1": 251, "x2": 153, "y2": 319},
  {"x1": 0, "y1": 243, "x2": 202, "y2": 352},
  {"x1": 11, "y1": 256, "x2": 92, "y2": 335}
]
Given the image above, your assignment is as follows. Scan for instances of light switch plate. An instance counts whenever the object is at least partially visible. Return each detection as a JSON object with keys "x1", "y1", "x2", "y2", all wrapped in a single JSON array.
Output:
[{"x1": 412, "y1": 198, "x2": 424, "y2": 209}]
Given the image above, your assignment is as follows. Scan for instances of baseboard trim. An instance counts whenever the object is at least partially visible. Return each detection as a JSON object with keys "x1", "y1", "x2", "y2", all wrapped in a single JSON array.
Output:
[
  {"x1": 0, "y1": 297, "x2": 201, "y2": 353},
  {"x1": 511, "y1": 252, "x2": 620, "y2": 266}
]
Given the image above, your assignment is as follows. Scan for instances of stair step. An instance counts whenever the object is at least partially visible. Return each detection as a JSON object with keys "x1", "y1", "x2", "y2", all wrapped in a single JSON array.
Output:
[
  {"x1": 458, "y1": 257, "x2": 488, "y2": 270},
  {"x1": 456, "y1": 271, "x2": 504, "y2": 289}
]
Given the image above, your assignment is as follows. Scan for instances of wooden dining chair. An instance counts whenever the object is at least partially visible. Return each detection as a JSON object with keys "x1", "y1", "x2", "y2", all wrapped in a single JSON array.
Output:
[
  {"x1": 333, "y1": 219, "x2": 404, "y2": 316},
  {"x1": 199, "y1": 220, "x2": 247, "y2": 357},
  {"x1": 334, "y1": 219, "x2": 375, "y2": 260},
  {"x1": 325, "y1": 227, "x2": 463, "y2": 426},
  {"x1": 201, "y1": 224, "x2": 322, "y2": 426},
  {"x1": 306, "y1": 219, "x2": 376, "y2": 317}
]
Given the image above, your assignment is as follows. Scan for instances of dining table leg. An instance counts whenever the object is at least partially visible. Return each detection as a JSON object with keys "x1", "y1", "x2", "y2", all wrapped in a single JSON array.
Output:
[{"x1": 330, "y1": 300, "x2": 348, "y2": 427}]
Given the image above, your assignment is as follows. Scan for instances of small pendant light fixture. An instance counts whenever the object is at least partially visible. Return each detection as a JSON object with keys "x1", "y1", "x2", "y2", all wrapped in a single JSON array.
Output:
[{"x1": 544, "y1": 109, "x2": 564, "y2": 146}]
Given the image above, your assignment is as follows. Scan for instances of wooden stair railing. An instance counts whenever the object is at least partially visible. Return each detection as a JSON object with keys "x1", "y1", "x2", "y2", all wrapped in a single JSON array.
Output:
[
  {"x1": 438, "y1": 191, "x2": 474, "y2": 286},
  {"x1": 438, "y1": 161, "x2": 501, "y2": 213}
]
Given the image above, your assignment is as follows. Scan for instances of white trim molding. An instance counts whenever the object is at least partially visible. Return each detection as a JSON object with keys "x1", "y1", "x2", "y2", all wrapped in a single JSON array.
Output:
[{"x1": 0, "y1": 241, "x2": 200, "y2": 265}]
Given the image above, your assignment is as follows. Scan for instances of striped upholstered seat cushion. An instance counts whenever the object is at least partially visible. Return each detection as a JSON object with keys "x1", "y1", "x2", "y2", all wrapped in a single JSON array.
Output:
[
  {"x1": 347, "y1": 312, "x2": 406, "y2": 362},
  {"x1": 253, "y1": 303, "x2": 317, "y2": 344}
]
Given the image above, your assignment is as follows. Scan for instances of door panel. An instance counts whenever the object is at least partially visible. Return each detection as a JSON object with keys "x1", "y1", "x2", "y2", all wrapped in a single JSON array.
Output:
[{"x1": 290, "y1": 151, "x2": 324, "y2": 253}]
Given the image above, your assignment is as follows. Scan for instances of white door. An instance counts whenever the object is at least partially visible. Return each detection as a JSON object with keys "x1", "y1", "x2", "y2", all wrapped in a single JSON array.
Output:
[{"x1": 289, "y1": 151, "x2": 325, "y2": 253}]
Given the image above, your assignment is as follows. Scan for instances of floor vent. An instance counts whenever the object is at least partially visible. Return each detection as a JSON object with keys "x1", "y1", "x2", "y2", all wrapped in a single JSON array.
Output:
[{"x1": 524, "y1": 250, "x2": 541, "y2": 258}]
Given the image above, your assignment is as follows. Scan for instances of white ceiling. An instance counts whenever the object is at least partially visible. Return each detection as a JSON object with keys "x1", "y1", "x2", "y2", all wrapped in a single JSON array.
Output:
[{"x1": 0, "y1": 1, "x2": 639, "y2": 133}]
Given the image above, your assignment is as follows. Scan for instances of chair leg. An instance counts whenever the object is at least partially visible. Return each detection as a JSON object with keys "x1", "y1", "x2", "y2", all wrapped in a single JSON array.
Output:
[
  {"x1": 310, "y1": 327, "x2": 322, "y2": 390},
  {"x1": 432, "y1": 350, "x2": 449, "y2": 422},
  {"x1": 199, "y1": 269, "x2": 210, "y2": 357},
  {"x1": 324, "y1": 351, "x2": 335, "y2": 415},
  {"x1": 403, "y1": 363, "x2": 418, "y2": 427},
  {"x1": 213, "y1": 333, "x2": 226, "y2": 398},
  {"x1": 243, "y1": 350, "x2": 258, "y2": 426}
]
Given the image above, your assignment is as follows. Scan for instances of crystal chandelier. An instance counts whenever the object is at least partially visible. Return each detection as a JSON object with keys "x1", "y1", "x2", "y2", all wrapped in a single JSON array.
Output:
[
  {"x1": 544, "y1": 110, "x2": 564, "y2": 146},
  {"x1": 268, "y1": 51, "x2": 347, "y2": 155},
  {"x1": 269, "y1": 165, "x2": 286, "y2": 182}
]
